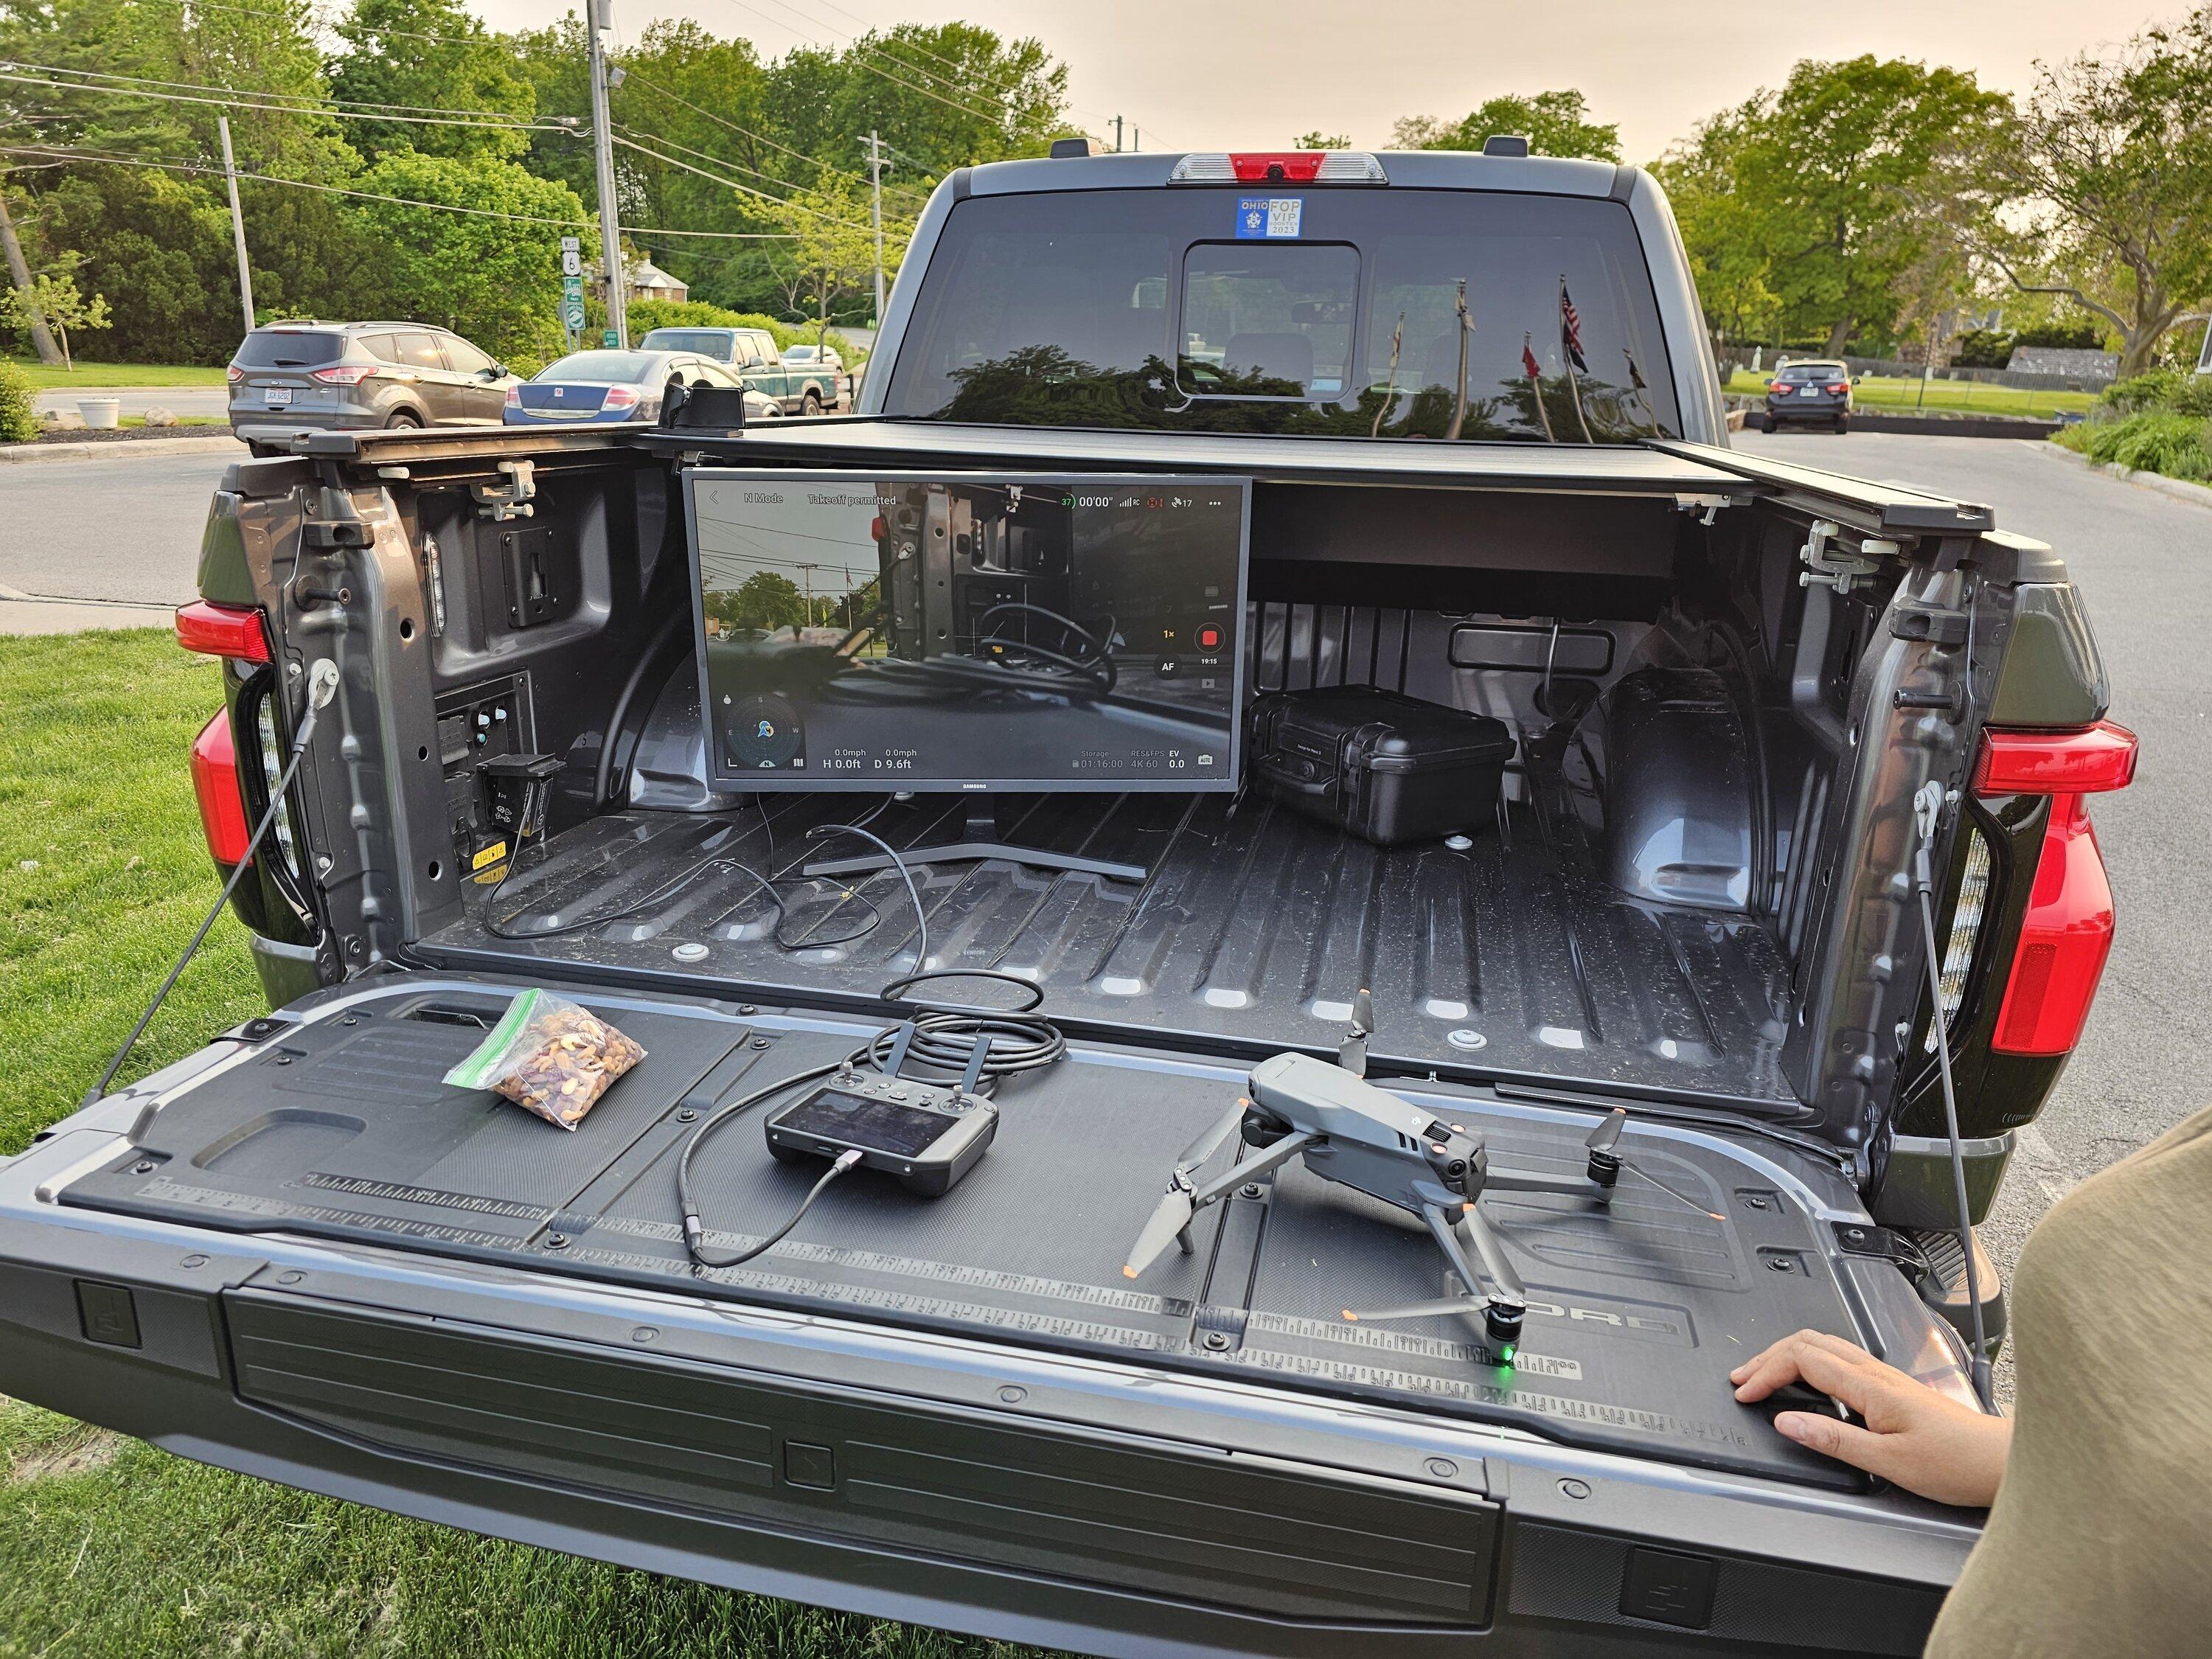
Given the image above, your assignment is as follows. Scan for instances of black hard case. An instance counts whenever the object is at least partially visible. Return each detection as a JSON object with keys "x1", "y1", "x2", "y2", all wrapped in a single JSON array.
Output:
[{"x1": 1247, "y1": 686, "x2": 1514, "y2": 846}]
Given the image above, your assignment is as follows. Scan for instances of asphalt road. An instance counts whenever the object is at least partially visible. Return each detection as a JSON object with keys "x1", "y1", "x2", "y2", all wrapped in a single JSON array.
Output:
[
  {"x1": 32, "y1": 385, "x2": 229, "y2": 420},
  {"x1": 0, "y1": 445, "x2": 237, "y2": 606},
  {"x1": 1735, "y1": 430, "x2": 2212, "y2": 1394},
  {"x1": 6, "y1": 428, "x2": 2202, "y2": 1373}
]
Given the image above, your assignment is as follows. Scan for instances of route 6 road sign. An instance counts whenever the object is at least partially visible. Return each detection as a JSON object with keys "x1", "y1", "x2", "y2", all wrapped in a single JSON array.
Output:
[{"x1": 560, "y1": 248, "x2": 581, "y2": 276}]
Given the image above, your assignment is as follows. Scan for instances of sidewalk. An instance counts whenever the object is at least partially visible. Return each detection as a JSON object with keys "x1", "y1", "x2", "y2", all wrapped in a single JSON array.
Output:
[{"x1": 0, "y1": 582, "x2": 173, "y2": 636}]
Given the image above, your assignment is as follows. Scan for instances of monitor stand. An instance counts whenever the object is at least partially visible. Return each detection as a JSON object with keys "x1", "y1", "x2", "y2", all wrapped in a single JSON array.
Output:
[{"x1": 801, "y1": 798, "x2": 1150, "y2": 883}]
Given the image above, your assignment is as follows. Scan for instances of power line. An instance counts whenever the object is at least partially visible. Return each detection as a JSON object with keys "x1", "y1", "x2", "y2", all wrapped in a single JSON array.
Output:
[
  {"x1": 611, "y1": 115, "x2": 921, "y2": 217},
  {"x1": 2, "y1": 58, "x2": 540, "y2": 124},
  {"x1": 608, "y1": 131, "x2": 869, "y2": 226},
  {"x1": 619, "y1": 66, "x2": 928, "y2": 206},
  {"x1": 0, "y1": 142, "x2": 799, "y2": 237},
  {"x1": 0, "y1": 67, "x2": 568, "y2": 134}
]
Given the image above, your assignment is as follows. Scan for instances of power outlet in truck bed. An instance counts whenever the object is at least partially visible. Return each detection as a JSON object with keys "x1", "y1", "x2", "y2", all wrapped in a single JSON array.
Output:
[{"x1": 436, "y1": 672, "x2": 536, "y2": 875}]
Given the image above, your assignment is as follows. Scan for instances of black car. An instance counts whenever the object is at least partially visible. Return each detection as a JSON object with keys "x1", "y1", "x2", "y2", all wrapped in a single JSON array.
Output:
[{"x1": 1764, "y1": 359, "x2": 1854, "y2": 430}]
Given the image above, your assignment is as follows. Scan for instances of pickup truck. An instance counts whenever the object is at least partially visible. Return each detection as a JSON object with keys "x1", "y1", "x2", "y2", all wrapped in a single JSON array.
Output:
[
  {"x1": 635, "y1": 324, "x2": 843, "y2": 415},
  {"x1": 1, "y1": 147, "x2": 2132, "y2": 1657}
]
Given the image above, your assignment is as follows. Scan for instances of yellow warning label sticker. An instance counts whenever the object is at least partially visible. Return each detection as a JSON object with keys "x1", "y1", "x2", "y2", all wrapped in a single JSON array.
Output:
[{"x1": 471, "y1": 840, "x2": 509, "y2": 872}]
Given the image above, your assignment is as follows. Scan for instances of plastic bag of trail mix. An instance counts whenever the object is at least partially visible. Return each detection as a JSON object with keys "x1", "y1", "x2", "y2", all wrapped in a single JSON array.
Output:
[{"x1": 442, "y1": 989, "x2": 645, "y2": 1129}]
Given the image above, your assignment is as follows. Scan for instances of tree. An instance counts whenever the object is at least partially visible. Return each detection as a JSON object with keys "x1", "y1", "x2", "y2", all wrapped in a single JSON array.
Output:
[
  {"x1": 1391, "y1": 91, "x2": 1620, "y2": 161},
  {"x1": 1651, "y1": 103, "x2": 1780, "y2": 347},
  {"x1": 330, "y1": 0, "x2": 536, "y2": 163},
  {"x1": 706, "y1": 570, "x2": 805, "y2": 633},
  {"x1": 342, "y1": 150, "x2": 586, "y2": 363},
  {"x1": 1295, "y1": 131, "x2": 1350, "y2": 150},
  {"x1": 1658, "y1": 58, "x2": 2005, "y2": 355},
  {"x1": 754, "y1": 171, "x2": 907, "y2": 335},
  {"x1": 1948, "y1": 13, "x2": 2212, "y2": 375},
  {"x1": 1, "y1": 257, "x2": 111, "y2": 369}
]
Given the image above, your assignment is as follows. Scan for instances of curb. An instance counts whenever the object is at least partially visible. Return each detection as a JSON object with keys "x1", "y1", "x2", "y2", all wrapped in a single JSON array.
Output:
[
  {"x1": 2036, "y1": 442, "x2": 2212, "y2": 512},
  {"x1": 0, "y1": 434, "x2": 246, "y2": 465}
]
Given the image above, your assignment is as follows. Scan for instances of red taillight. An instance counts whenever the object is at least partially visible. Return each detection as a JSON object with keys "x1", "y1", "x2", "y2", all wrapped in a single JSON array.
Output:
[
  {"x1": 1769, "y1": 381, "x2": 1787, "y2": 394},
  {"x1": 310, "y1": 363, "x2": 374, "y2": 385},
  {"x1": 226, "y1": 364, "x2": 245, "y2": 383},
  {"x1": 1826, "y1": 382, "x2": 1848, "y2": 394},
  {"x1": 1975, "y1": 720, "x2": 2138, "y2": 796},
  {"x1": 602, "y1": 384, "x2": 640, "y2": 409},
  {"x1": 175, "y1": 600, "x2": 270, "y2": 664},
  {"x1": 504, "y1": 383, "x2": 521, "y2": 407},
  {"x1": 1976, "y1": 720, "x2": 2137, "y2": 1056},
  {"x1": 1992, "y1": 796, "x2": 2113, "y2": 1055},
  {"x1": 190, "y1": 710, "x2": 254, "y2": 867}
]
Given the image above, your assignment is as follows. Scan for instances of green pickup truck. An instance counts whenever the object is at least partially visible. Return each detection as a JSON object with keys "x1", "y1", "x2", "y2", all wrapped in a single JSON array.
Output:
[{"x1": 636, "y1": 324, "x2": 842, "y2": 415}]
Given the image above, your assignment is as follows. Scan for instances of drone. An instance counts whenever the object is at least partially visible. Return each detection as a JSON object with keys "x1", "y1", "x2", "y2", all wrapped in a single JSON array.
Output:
[{"x1": 1122, "y1": 990, "x2": 1722, "y2": 1366}]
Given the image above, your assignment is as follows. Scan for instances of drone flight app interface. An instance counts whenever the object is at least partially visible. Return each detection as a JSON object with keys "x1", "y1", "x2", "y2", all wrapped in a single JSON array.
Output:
[{"x1": 688, "y1": 472, "x2": 1249, "y2": 790}]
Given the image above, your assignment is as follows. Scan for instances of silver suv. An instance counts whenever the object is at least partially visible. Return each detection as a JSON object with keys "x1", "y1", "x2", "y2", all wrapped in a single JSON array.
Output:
[{"x1": 229, "y1": 321, "x2": 518, "y2": 442}]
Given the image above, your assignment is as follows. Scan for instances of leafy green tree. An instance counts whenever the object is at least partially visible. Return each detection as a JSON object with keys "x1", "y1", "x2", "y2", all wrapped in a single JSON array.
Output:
[
  {"x1": 1651, "y1": 103, "x2": 1780, "y2": 347},
  {"x1": 1, "y1": 257, "x2": 111, "y2": 369},
  {"x1": 330, "y1": 0, "x2": 537, "y2": 163},
  {"x1": 1295, "y1": 131, "x2": 1350, "y2": 150},
  {"x1": 706, "y1": 570, "x2": 806, "y2": 633},
  {"x1": 1947, "y1": 13, "x2": 2212, "y2": 375},
  {"x1": 754, "y1": 170, "x2": 908, "y2": 335},
  {"x1": 343, "y1": 150, "x2": 586, "y2": 361},
  {"x1": 1392, "y1": 91, "x2": 1620, "y2": 161}
]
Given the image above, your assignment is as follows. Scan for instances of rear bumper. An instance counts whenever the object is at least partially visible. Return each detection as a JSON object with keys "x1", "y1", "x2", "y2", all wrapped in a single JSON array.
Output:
[{"x1": 1, "y1": 1101, "x2": 1978, "y2": 1658}]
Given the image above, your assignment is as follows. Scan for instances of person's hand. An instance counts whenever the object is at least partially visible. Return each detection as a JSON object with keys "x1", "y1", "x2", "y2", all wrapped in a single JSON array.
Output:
[{"x1": 1731, "y1": 1329, "x2": 2011, "y2": 1508}]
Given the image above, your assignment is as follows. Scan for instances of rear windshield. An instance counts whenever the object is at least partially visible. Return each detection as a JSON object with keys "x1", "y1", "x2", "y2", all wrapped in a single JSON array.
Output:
[
  {"x1": 885, "y1": 188, "x2": 1679, "y2": 443},
  {"x1": 1779, "y1": 364, "x2": 1846, "y2": 381},
  {"x1": 639, "y1": 330, "x2": 734, "y2": 358},
  {"x1": 235, "y1": 329, "x2": 344, "y2": 368},
  {"x1": 539, "y1": 351, "x2": 656, "y2": 383}
]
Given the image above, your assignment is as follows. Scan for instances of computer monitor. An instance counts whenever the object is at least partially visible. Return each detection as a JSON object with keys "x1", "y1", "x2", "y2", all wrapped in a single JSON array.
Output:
[{"x1": 686, "y1": 471, "x2": 1251, "y2": 801}]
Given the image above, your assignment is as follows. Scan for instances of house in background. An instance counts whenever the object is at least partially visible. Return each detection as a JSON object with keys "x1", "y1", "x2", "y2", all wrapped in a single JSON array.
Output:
[
  {"x1": 2006, "y1": 345, "x2": 2118, "y2": 381},
  {"x1": 596, "y1": 257, "x2": 689, "y2": 306}
]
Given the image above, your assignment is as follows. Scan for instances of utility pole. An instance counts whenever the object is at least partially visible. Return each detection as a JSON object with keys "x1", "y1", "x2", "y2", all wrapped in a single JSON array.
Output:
[
  {"x1": 217, "y1": 116, "x2": 256, "y2": 336},
  {"x1": 586, "y1": 0, "x2": 627, "y2": 347},
  {"x1": 861, "y1": 131, "x2": 887, "y2": 327},
  {"x1": 0, "y1": 176, "x2": 61, "y2": 365},
  {"x1": 1113, "y1": 115, "x2": 1124, "y2": 152}
]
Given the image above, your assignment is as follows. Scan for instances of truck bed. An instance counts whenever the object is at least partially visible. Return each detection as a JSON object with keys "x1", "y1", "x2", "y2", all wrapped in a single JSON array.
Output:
[
  {"x1": 67, "y1": 974, "x2": 1863, "y2": 1491},
  {"x1": 418, "y1": 788, "x2": 1802, "y2": 1112}
]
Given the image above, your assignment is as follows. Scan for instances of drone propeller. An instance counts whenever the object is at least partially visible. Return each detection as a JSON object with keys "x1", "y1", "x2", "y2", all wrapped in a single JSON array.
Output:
[
  {"x1": 1585, "y1": 1107, "x2": 1724, "y2": 1221},
  {"x1": 1338, "y1": 986, "x2": 1374, "y2": 1079},
  {"x1": 1121, "y1": 1100, "x2": 1249, "y2": 1280}
]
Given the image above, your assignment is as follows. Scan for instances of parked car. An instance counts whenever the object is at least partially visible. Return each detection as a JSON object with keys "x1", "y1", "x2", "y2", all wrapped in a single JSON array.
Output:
[
  {"x1": 7, "y1": 145, "x2": 2137, "y2": 1659},
  {"x1": 780, "y1": 341, "x2": 850, "y2": 406},
  {"x1": 1765, "y1": 358, "x2": 1854, "y2": 431},
  {"x1": 228, "y1": 321, "x2": 517, "y2": 440},
  {"x1": 503, "y1": 349, "x2": 781, "y2": 426},
  {"x1": 636, "y1": 324, "x2": 843, "y2": 414}
]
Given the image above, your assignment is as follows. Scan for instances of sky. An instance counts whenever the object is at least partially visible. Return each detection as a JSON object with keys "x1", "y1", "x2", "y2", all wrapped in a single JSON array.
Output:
[{"x1": 471, "y1": 0, "x2": 2181, "y2": 161}]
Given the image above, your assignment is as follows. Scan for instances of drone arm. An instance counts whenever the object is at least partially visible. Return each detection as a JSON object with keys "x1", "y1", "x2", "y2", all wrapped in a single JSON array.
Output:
[
  {"x1": 1189, "y1": 1130, "x2": 1318, "y2": 1209},
  {"x1": 1456, "y1": 1203, "x2": 1529, "y2": 1310},
  {"x1": 1483, "y1": 1166, "x2": 1597, "y2": 1200},
  {"x1": 1421, "y1": 1203, "x2": 1488, "y2": 1301}
]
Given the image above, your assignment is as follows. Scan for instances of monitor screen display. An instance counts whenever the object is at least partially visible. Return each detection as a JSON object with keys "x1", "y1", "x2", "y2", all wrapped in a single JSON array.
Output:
[{"x1": 686, "y1": 471, "x2": 1249, "y2": 791}]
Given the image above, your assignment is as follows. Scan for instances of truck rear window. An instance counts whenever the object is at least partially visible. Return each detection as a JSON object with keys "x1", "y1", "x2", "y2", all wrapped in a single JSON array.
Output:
[{"x1": 886, "y1": 188, "x2": 1680, "y2": 444}]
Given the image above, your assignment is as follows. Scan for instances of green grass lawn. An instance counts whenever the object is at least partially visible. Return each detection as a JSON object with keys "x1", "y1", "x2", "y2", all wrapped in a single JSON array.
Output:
[
  {"x1": 0, "y1": 628, "x2": 1041, "y2": 1658},
  {"x1": 6, "y1": 359, "x2": 229, "y2": 391},
  {"x1": 1724, "y1": 369, "x2": 2096, "y2": 418}
]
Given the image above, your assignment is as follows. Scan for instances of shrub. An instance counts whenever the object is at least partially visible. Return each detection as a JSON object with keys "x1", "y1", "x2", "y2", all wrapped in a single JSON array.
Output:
[
  {"x1": 2080, "y1": 411, "x2": 2212, "y2": 480},
  {"x1": 0, "y1": 358, "x2": 37, "y2": 442},
  {"x1": 2100, "y1": 368, "x2": 2188, "y2": 414}
]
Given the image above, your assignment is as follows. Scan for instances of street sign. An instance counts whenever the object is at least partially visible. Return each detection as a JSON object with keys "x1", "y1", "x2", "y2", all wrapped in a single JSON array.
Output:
[
  {"x1": 602, "y1": 329, "x2": 619, "y2": 348},
  {"x1": 561, "y1": 271, "x2": 585, "y2": 335},
  {"x1": 560, "y1": 247, "x2": 581, "y2": 277},
  {"x1": 560, "y1": 234, "x2": 580, "y2": 252}
]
